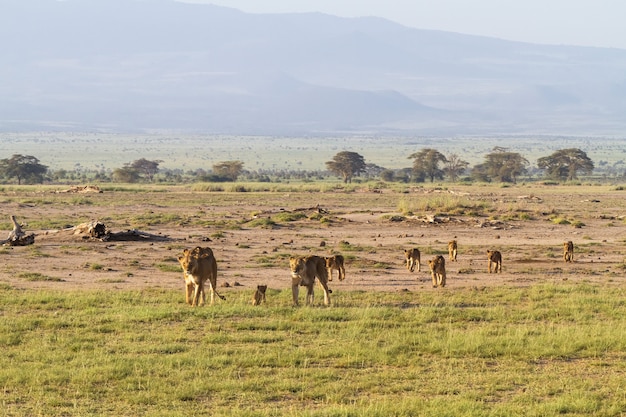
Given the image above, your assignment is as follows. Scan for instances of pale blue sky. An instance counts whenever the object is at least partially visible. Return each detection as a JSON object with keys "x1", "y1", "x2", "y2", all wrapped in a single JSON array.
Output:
[{"x1": 180, "y1": 0, "x2": 626, "y2": 49}]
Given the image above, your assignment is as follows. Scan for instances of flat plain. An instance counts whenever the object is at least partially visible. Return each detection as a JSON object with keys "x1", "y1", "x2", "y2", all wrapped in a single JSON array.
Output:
[
  {"x1": 1, "y1": 182, "x2": 625, "y2": 293},
  {"x1": 1, "y1": 181, "x2": 626, "y2": 416}
]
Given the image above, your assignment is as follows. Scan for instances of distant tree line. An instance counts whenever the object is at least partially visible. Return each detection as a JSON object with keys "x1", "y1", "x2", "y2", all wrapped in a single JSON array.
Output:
[
  {"x1": 0, "y1": 147, "x2": 618, "y2": 185},
  {"x1": 324, "y1": 147, "x2": 596, "y2": 184}
]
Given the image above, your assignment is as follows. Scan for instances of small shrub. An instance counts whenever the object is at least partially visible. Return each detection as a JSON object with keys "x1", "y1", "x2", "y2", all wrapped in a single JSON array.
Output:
[
  {"x1": 246, "y1": 218, "x2": 276, "y2": 228},
  {"x1": 195, "y1": 184, "x2": 224, "y2": 192},
  {"x1": 308, "y1": 212, "x2": 323, "y2": 221},
  {"x1": 155, "y1": 263, "x2": 181, "y2": 273},
  {"x1": 273, "y1": 212, "x2": 306, "y2": 222},
  {"x1": 98, "y1": 278, "x2": 127, "y2": 284},
  {"x1": 18, "y1": 272, "x2": 64, "y2": 282}
]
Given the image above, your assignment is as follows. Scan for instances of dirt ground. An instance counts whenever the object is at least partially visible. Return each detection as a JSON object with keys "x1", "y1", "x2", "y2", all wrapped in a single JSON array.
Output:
[{"x1": 1, "y1": 185, "x2": 625, "y2": 300}]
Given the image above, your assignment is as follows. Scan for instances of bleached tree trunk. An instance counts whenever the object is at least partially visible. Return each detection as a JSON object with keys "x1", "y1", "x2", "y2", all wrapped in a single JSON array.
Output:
[{"x1": 7, "y1": 215, "x2": 25, "y2": 241}]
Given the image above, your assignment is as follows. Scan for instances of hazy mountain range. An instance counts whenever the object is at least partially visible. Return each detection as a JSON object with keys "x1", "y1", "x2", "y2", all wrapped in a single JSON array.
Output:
[{"x1": 2, "y1": 0, "x2": 626, "y2": 135}]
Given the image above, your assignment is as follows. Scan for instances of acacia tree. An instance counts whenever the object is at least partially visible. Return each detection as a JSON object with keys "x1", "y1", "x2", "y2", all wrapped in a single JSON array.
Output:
[
  {"x1": 0, "y1": 154, "x2": 48, "y2": 184},
  {"x1": 444, "y1": 153, "x2": 470, "y2": 182},
  {"x1": 112, "y1": 166, "x2": 140, "y2": 183},
  {"x1": 326, "y1": 151, "x2": 366, "y2": 183},
  {"x1": 537, "y1": 148, "x2": 594, "y2": 181},
  {"x1": 131, "y1": 158, "x2": 162, "y2": 182},
  {"x1": 213, "y1": 160, "x2": 244, "y2": 181},
  {"x1": 479, "y1": 148, "x2": 529, "y2": 183},
  {"x1": 364, "y1": 163, "x2": 386, "y2": 179},
  {"x1": 408, "y1": 148, "x2": 447, "y2": 182}
]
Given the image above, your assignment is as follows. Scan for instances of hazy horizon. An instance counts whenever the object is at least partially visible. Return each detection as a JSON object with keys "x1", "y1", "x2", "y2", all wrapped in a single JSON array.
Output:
[
  {"x1": 3, "y1": 0, "x2": 626, "y2": 135},
  {"x1": 181, "y1": 0, "x2": 626, "y2": 50}
]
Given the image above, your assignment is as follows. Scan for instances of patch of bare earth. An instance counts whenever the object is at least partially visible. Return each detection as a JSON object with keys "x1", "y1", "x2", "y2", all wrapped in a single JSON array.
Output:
[{"x1": 1, "y1": 186, "x2": 624, "y2": 298}]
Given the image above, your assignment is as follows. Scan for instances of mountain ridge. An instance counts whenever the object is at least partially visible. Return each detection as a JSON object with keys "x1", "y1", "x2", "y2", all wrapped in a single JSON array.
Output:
[{"x1": 1, "y1": 0, "x2": 625, "y2": 134}]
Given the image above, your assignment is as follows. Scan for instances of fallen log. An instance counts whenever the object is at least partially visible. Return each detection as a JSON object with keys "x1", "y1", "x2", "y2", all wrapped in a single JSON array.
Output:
[
  {"x1": 1, "y1": 215, "x2": 35, "y2": 246},
  {"x1": 7, "y1": 215, "x2": 25, "y2": 240},
  {"x1": 70, "y1": 220, "x2": 171, "y2": 242},
  {"x1": 3, "y1": 234, "x2": 35, "y2": 246},
  {"x1": 102, "y1": 229, "x2": 171, "y2": 242}
]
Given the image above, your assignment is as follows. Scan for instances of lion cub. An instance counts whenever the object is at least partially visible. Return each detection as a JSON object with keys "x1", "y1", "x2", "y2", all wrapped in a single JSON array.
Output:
[
  {"x1": 448, "y1": 240, "x2": 458, "y2": 261},
  {"x1": 487, "y1": 250, "x2": 502, "y2": 273},
  {"x1": 251, "y1": 285, "x2": 267, "y2": 306},
  {"x1": 325, "y1": 254, "x2": 346, "y2": 281},
  {"x1": 563, "y1": 241, "x2": 574, "y2": 262},
  {"x1": 428, "y1": 255, "x2": 446, "y2": 287},
  {"x1": 404, "y1": 248, "x2": 421, "y2": 272}
]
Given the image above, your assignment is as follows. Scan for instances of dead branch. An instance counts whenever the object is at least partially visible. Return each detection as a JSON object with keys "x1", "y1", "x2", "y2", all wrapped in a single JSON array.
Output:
[
  {"x1": 102, "y1": 229, "x2": 171, "y2": 242},
  {"x1": 69, "y1": 220, "x2": 171, "y2": 242},
  {"x1": 7, "y1": 215, "x2": 25, "y2": 241},
  {"x1": 2, "y1": 215, "x2": 35, "y2": 246}
]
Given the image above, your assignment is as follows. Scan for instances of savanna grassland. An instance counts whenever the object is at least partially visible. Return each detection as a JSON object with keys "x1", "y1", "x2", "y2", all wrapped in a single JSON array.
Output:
[
  {"x1": 3, "y1": 133, "x2": 626, "y2": 172},
  {"x1": 1, "y1": 181, "x2": 626, "y2": 416}
]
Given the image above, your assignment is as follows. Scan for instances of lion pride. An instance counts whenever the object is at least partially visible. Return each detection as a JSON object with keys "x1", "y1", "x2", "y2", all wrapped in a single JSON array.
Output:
[
  {"x1": 563, "y1": 241, "x2": 574, "y2": 262},
  {"x1": 289, "y1": 255, "x2": 332, "y2": 306},
  {"x1": 178, "y1": 247, "x2": 225, "y2": 306}
]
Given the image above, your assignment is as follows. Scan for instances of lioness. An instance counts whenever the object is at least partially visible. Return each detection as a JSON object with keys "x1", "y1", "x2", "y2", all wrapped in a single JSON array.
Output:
[
  {"x1": 448, "y1": 240, "x2": 458, "y2": 261},
  {"x1": 178, "y1": 247, "x2": 225, "y2": 306},
  {"x1": 289, "y1": 255, "x2": 332, "y2": 306},
  {"x1": 251, "y1": 284, "x2": 267, "y2": 306},
  {"x1": 325, "y1": 254, "x2": 346, "y2": 281},
  {"x1": 563, "y1": 241, "x2": 574, "y2": 262},
  {"x1": 428, "y1": 255, "x2": 446, "y2": 287},
  {"x1": 404, "y1": 248, "x2": 421, "y2": 272},
  {"x1": 487, "y1": 250, "x2": 502, "y2": 273}
]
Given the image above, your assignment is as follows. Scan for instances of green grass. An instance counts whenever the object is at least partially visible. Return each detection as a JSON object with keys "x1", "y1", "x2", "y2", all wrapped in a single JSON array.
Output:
[
  {"x1": 398, "y1": 194, "x2": 491, "y2": 216},
  {"x1": 246, "y1": 217, "x2": 277, "y2": 228},
  {"x1": 1, "y1": 284, "x2": 626, "y2": 416},
  {"x1": 17, "y1": 272, "x2": 64, "y2": 282},
  {"x1": 155, "y1": 263, "x2": 181, "y2": 273}
]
